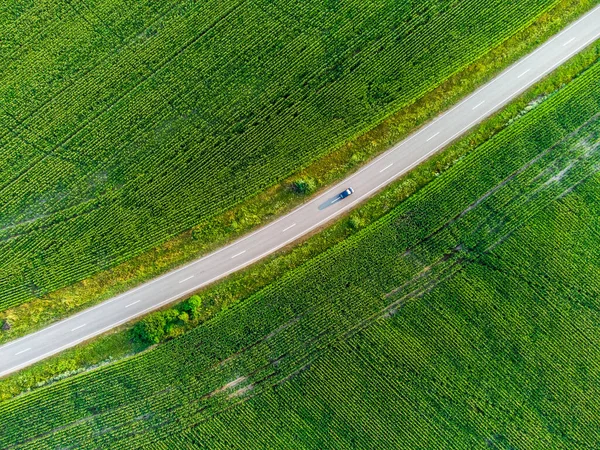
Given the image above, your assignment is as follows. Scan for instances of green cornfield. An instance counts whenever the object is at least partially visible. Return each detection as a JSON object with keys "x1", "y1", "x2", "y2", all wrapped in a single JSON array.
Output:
[
  {"x1": 2, "y1": 49, "x2": 600, "y2": 449},
  {"x1": 0, "y1": 0, "x2": 561, "y2": 311}
]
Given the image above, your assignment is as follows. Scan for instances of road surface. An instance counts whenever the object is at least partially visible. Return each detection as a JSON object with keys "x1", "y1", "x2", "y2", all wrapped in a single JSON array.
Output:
[{"x1": 2, "y1": 6, "x2": 600, "y2": 377}]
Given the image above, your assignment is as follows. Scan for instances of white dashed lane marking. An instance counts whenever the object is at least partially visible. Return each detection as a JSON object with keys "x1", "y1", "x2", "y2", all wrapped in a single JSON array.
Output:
[
  {"x1": 179, "y1": 275, "x2": 194, "y2": 283},
  {"x1": 379, "y1": 163, "x2": 393, "y2": 173},
  {"x1": 426, "y1": 132, "x2": 440, "y2": 141},
  {"x1": 472, "y1": 100, "x2": 485, "y2": 110}
]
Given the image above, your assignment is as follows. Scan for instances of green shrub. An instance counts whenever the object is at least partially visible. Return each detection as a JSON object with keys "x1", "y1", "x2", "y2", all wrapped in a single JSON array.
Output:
[
  {"x1": 181, "y1": 295, "x2": 203, "y2": 319},
  {"x1": 178, "y1": 312, "x2": 189, "y2": 324},
  {"x1": 132, "y1": 312, "x2": 167, "y2": 345},
  {"x1": 290, "y1": 177, "x2": 317, "y2": 196},
  {"x1": 347, "y1": 215, "x2": 364, "y2": 230},
  {"x1": 132, "y1": 296, "x2": 206, "y2": 345}
]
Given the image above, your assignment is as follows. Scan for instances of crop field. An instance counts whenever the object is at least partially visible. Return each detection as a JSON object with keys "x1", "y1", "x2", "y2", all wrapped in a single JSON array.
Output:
[
  {"x1": 0, "y1": 0, "x2": 562, "y2": 311},
  {"x1": 2, "y1": 50, "x2": 600, "y2": 449}
]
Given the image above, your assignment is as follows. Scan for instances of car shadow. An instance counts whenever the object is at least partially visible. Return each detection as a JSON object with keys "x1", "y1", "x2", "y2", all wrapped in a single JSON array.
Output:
[{"x1": 318, "y1": 195, "x2": 342, "y2": 210}]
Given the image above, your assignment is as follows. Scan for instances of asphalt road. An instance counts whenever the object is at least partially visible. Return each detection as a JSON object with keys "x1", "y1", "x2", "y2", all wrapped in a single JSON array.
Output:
[{"x1": 2, "y1": 6, "x2": 600, "y2": 377}]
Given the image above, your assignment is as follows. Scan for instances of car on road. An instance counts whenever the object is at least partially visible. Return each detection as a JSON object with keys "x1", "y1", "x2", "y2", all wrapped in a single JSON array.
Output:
[{"x1": 339, "y1": 187, "x2": 354, "y2": 199}]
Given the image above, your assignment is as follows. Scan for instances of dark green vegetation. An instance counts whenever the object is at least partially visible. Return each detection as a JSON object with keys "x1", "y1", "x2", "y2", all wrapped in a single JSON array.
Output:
[
  {"x1": 131, "y1": 294, "x2": 203, "y2": 344},
  {"x1": 2, "y1": 47, "x2": 600, "y2": 449},
  {"x1": 0, "y1": 0, "x2": 563, "y2": 312}
]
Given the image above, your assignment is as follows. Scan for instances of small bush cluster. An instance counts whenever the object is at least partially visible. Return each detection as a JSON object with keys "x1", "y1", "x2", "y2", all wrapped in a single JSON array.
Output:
[
  {"x1": 132, "y1": 295, "x2": 204, "y2": 345},
  {"x1": 290, "y1": 177, "x2": 317, "y2": 196}
]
